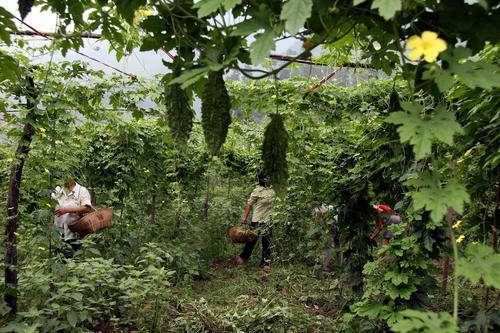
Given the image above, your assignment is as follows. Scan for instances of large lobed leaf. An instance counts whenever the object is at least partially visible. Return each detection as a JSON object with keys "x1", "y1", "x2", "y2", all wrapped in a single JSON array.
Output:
[
  {"x1": 250, "y1": 30, "x2": 276, "y2": 64},
  {"x1": 356, "y1": 0, "x2": 402, "y2": 20},
  {"x1": 390, "y1": 310, "x2": 456, "y2": 333},
  {"x1": 386, "y1": 102, "x2": 463, "y2": 160},
  {"x1": 457, "y1": 243, "x2": 500, "y2": 289},
  {"x1": 279, "y1": 0, "x2": 313, "y2": 35},
  {"x1": 194, "y1": 0, "x2": 242, "y2": 18},
  {"x1": 424, "y1": 47, "x2": 500, "y2": 92},
  {"x1": 406, "y1": 172, "x2": 470, "y2": 223}
]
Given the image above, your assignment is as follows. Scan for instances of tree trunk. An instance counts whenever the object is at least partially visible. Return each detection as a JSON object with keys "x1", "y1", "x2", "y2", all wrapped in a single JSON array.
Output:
[{"x1": 5, "y1": 76, "x2": 37, "y2": 314}]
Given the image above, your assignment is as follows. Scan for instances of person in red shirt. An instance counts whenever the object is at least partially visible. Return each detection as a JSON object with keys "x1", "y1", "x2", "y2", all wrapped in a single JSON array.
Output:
[{"x1": 370, "y1": 204, "x2": 401, "y2": 245}]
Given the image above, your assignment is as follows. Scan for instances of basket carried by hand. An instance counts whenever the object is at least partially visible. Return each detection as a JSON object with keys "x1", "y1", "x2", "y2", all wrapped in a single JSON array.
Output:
[
  {"x1": 228, "y1": 225, "x2": 257, "y2": 244},
  {"x1": 68, "y1": 207, "x2": 113, "y2": 236}
]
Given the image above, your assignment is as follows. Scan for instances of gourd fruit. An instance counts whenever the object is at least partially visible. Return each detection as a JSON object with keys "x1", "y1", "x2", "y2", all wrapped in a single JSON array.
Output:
[
  {"x1": 165, "y1": 71, "x2": 194, "y2": 147},
  {"x1": 262, "y1": 113, "x2": 289, "y2": 197},
  {"x1": 201, "y1": 70, "x2": 231, "y2": 156}
]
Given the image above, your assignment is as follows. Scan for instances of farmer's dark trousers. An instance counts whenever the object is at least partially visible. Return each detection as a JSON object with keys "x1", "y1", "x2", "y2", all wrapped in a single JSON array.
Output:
[{"x1": 240, "y1": 222, "x2": 272, "y2": 266}]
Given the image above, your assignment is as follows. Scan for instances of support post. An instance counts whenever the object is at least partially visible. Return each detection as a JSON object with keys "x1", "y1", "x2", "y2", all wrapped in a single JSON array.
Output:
[{"x1": 5, "y1": 75, "x2": 37, "y2": 314}]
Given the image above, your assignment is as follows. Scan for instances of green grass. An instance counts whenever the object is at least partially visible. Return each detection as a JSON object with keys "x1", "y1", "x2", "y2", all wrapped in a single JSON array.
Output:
[{"x1": 171, "y1": 259, "x2": 345, "y2": 332}]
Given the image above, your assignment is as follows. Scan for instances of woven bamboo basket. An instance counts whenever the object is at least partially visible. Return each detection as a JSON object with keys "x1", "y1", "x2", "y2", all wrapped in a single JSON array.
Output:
[
  {"x1": 228, "y1": 225, "x2": 257, "y2": 244},
  {"x1": 68, "y1": 207, "x2": 113, "y2": 236}
]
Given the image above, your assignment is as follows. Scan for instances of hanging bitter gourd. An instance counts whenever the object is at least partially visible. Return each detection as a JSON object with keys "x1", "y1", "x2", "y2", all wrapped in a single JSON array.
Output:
[
  {"x1": 262, "y1": 113, "x2": 289, "y2": 197},
  {"x1": 164, "y1": 73, "x2": 194, "y2": 146},
  {"x1": 201, "y1": 70, "x2": 231, "y2": 156}
]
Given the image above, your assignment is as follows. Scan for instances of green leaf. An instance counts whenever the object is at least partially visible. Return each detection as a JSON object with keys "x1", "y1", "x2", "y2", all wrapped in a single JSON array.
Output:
[
  {"x1": 385, "y1": 270, "x2": 409, "y2": 286},
  {"x1": 371, "y1": 0, "x2": 402, "y2": 20},
  {"x1": 115, "y1": 0, "x2": 147, "y2": 24},
  {"x1": 353, "y1": 0, "x2": 369, "y2": 5},
  {"x1": 434, "y1": 71, "x2": 454, "y2": 92},
  {"x1": 169, "y1": 67, "x2": 210, "y2": 89},
  {"x1": 385, "y1": 102, "x2": 463, "y2": 160},
  {"x1": 434, "y1": 47, "x2": 500, "y2": 91},
  {"x1": 457, "y1": 243, "x2": 500, "y2": 289},
  {"x1": 354, "y1": 302, "x2": 393, "y2": 319},
  {"x1": 391, "y1": 310, "x2": 456, "y2": 333},
  {"x1": 222, "y1": 0, "x2": 242, "y2": 10},
  {"x1": 230, "y1": 19, "x2": 261, "y2": 36},
  {"x1": 0, "y1": 7, "x2": 16, "y2": 45},
  {"x1": 250, "y1": 30, "x2": 275, "y2": 64},
  {"x1": 280, "y1": 0, "x2": 313, "y2": 35},
  {"x1": 0, "y1": 52, "x2": 19, "y2": 81},
  {"x1": 406, "y1": 173, "x2": 470, "y2": 223},
  {"x1": 194, "y1": 0, "x2": 223, "y2": 18},
  {"x1": 139, "y1": 36, "x2": 163, "y2": 52},
  {"x1": 70, "y1": 292, "x2": 84, "y2": 301},
  {"x1": 67, "y1": 311, "x2": 78, "y2": 327}
]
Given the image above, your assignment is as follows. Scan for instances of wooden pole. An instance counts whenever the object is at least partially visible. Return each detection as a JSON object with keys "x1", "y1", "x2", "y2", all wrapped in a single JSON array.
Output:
[{"x1": 5, "y1": 75, "x2": 37, "y2": 314}]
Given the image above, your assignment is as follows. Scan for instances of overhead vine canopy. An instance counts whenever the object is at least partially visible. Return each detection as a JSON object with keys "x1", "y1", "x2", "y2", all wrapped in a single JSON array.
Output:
[
  {"x1": 0, "y1": 1, "x2": 499, "y2": 330},
  {"x1": 1, "y1": 2, "x2": 498, "y2": 224},
  {"x1": 1, "y1": 0, "x2": 498, "y2": 250}
]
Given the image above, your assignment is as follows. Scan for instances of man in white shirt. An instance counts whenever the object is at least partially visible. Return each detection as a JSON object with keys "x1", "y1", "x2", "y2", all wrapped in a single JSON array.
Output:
[{"x1": 51, "y1": 175, "x2": 92, "y2": 256}]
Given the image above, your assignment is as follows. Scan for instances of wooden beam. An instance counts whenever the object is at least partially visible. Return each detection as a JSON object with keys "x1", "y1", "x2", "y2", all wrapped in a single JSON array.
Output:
[{"x1": 269, "y1": 54, "x2": 373, "y2": 69}]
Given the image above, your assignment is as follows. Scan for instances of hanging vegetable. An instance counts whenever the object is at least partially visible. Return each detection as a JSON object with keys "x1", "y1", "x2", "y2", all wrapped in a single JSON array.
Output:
[
  {"x1": 165, "y1": 71, "x2": 194, "y2": 147},
  {"x1": 201, "y1": 70, "x2": 231, "y2": 156},
  {"x1": 262, "y1": 113, "x2": 289, "y2": 197}
]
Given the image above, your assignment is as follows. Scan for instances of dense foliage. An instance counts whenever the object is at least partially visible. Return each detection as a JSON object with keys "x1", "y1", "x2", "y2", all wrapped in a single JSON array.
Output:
[{"x1": 0, "y1": 0, "x2": 499, "y2": 332}]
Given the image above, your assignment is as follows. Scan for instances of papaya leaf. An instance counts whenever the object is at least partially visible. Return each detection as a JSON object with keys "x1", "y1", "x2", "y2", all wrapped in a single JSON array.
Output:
[
  {"x1": 406, "y1": 174, "x2": 470, "y2": 223},
  {"x1": 457, "y1": 243, "x2": 500, "y2": 289},
  {"x1": 386, "y1": 102, "x2": 463, "y2": 160},
  {"x1": 280, "y1": 0, "x2": 313, "y2": 35}
]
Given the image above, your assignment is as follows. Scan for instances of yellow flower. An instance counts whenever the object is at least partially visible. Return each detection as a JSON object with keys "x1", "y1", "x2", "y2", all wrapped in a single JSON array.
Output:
[
  {"x1": 452, "y1": 220, "x2": 462, "y2": 229},
  {"x1": 407, "y1": 31, "x2": 447, "y2": 63},
  {"x1": 134, "y1": 8, "x2": 153, "y2": 25},
  {"x1": 271, "y1": 94, "x2": 277, "y2": 99},
  {"x1": 456, "y1": 235, "x2": 465, "y2": 243}
]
